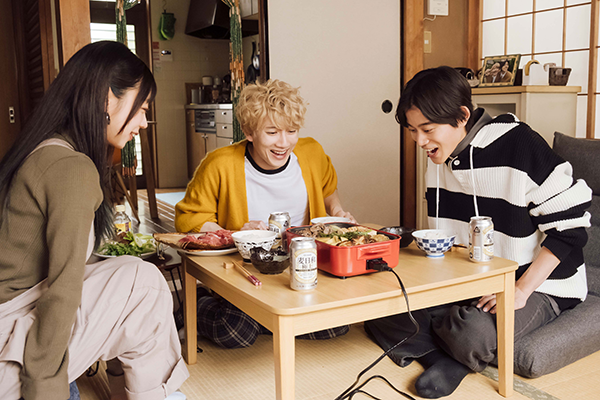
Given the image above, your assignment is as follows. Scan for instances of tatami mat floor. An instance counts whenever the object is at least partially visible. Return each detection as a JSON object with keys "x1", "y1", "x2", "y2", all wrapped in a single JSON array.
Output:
[
  {"x1": 77, "y1": 321, "x2": 600, "y2": 400},
  {"x1": 77, "y1": 324, "x2": 600, "y2": 400},
  {"x1": 179, "y1": 323, "x2": 531, "y2": 400}
]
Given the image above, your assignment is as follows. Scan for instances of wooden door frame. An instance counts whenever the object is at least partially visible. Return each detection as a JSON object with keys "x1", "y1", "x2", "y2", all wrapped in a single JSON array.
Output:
[{"x1": 401, "y1": 0, "x2": 424, "y2": 229}]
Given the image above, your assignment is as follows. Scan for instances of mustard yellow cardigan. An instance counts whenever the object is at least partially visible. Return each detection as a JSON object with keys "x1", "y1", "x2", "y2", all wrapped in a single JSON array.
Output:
[{"x1": 175, "y1": 138, "x2": 338, "y2": 232}]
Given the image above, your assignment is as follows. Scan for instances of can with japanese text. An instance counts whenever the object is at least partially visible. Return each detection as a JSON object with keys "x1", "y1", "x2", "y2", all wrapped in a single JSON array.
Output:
[
  {"x1": 469, "y1": 216, "x2": 494, "y2": 262},
  {"x1": 290, "y1": 237, "x2": 318, "y2": 291},
  {"x1": 269, "y1": 211, "x2": 291, "y2": 250}
]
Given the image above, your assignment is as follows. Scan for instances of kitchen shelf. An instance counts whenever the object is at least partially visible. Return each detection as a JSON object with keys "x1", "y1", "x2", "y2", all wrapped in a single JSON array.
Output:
[{"x1": 472, "y1": 85, "x2": 581, "y2": 95}]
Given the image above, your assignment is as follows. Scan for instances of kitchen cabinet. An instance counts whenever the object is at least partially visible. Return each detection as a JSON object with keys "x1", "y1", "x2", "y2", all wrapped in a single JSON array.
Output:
[{"x1": 185, "y1": 104, "x2": 232, "y2": 179}]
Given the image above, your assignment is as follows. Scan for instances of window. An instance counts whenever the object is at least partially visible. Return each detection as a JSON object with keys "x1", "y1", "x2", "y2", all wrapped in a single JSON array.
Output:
[
  {"x1": 480, "y1": 0, "x2": 598, "y2": 139},
  {"x1": 90, "y1": 22, "x2": 143, "y2": 175}
]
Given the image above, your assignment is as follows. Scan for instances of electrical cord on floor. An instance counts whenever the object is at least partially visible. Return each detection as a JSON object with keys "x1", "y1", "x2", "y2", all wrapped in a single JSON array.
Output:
[{"x1": 335, "y1": 265, "x2": 420, "y2": 400}]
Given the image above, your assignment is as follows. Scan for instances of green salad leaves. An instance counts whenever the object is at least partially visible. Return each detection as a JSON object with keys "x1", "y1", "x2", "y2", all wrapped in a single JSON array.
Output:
[{"x1": 98, "y1": 232, "x2": 156, "y2": 257}]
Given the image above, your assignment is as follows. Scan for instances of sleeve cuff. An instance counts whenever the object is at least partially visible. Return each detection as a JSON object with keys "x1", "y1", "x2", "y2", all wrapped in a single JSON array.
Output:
[{"x1": 541, "y1": 235, "x2": 574, "y2": 262}]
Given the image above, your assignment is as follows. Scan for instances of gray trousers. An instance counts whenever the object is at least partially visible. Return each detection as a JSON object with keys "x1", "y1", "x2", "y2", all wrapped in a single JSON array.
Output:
[{"x1": 364, "y1": 292, "x2": 560, "y2": 372}]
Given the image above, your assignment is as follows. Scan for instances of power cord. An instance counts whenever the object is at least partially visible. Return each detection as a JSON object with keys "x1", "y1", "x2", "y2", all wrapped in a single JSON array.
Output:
[{"x1": 335, "y1": 265, "x2": 420, "y2": 400}]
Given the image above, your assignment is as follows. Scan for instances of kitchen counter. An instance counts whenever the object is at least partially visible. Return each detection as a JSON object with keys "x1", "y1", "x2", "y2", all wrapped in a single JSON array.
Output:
[{"x1": 185, "y1": 103, "x2": 232, "y2": 110}]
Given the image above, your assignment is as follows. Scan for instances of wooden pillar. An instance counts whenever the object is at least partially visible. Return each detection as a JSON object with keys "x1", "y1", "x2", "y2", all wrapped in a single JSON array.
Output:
[
  {"x1": 401, "y1": 0, "x2": 424, "y2": 229},
  {"x1": 466, "y1": 0, "x2": 481, "y2": 72},
  {"x1": 57, "y1": 0, "x2": 91, "y2": 63},
  {"x1": 39, "y1": 0, "x2": 58, "y2": 87}
]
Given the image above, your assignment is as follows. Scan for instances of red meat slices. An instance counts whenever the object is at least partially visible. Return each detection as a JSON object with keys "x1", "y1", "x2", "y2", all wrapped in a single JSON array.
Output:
[{"x1": 178, "y1": 229, "x2": 234, "y2": 250}]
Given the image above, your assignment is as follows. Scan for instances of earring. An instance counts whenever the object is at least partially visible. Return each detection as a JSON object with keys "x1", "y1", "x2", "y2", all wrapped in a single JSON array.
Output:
[{"x1": 106, "y1": 113, "x2": 111, "y2": 125}]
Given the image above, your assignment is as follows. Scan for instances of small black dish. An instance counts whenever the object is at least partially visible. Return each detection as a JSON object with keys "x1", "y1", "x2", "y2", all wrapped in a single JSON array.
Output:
[
  {"x1": 249, "y1": 247, "x2": 290, "y2": 275},
  {"x1": 379, "y1": 226, "x2": 416, "y2": 248}
]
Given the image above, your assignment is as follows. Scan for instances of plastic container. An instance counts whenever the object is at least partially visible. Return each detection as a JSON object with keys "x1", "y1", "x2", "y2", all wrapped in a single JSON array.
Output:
[
  {"x1": 286, "y1": 223, "x2": 401, "y2": 278},
  {"x1": 114, "y1": 205, "x2": 132, "y2": 236}
]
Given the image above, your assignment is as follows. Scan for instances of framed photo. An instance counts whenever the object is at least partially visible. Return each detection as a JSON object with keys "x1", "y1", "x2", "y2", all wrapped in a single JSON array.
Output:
[{"x1": 479, "y1": 54, "x2": 521, "y2": 87}]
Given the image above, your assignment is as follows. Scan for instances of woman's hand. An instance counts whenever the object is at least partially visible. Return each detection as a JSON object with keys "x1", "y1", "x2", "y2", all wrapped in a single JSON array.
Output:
[
  {"x1": 476, "y1": 287, "x2": 530, "y2": 314},
  {"x1": 241, "y1": 220, "x2": 268, "y2": 230}
]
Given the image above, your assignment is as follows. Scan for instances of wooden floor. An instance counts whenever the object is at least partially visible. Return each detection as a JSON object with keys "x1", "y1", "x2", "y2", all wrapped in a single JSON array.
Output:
[
  {"x1": 76, "y1": 190, "x2": 600, "y2": 400},
  {"x1": 129, "y1": 189, "x2": 177, "y2": 234}
]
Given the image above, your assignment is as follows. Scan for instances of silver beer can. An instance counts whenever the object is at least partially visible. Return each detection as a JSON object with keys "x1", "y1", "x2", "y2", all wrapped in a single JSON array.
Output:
[
  {"x1": 290, "y1": 237, "x2": 318, "y2": 291},
  {"x1": 269, "y1": 211, "x2": 291, "y2": 250},
  {"x1": 469, "y1": 216, "x2": 494, "y2": 262}
]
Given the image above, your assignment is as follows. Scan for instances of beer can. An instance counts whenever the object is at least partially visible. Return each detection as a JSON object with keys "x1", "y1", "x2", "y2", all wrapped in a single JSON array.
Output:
[
  {"x1": 290, "y1": 237, "x2": 318, "y2": 291},
  {"x1": 269, "y1": 211, "x2": 291, "y2": 250},
  {"x1": 469, "y1": 216, "x2": 494, "y2": 262}
]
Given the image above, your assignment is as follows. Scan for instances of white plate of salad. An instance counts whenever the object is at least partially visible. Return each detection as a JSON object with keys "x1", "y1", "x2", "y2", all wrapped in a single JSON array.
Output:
[{"x1": 94, "y1": 232, "x2": 157, "y2": 259}]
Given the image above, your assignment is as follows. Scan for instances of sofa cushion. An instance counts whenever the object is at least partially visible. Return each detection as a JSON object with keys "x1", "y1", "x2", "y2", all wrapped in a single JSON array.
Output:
[
  {"x1": 584, "y1": 196, "x2": 600, "y2": 295},
  {"x1": 509, "y1": 294, "x2": 600, "y2": 378},
  {"x1": 553, "y1": 132, "x2": 600, "y2": 194},
  {"x1": 507, "y1": 133, "x2": 600, "y2": 379},
  {"x1": 553, "y1": 132, "x2": 599, "y2": 294}
]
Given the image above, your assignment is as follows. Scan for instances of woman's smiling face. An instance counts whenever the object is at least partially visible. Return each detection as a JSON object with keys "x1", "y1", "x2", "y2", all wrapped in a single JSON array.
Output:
[
  {"x1": 106, "y1": 87, "x2": 149, "y2": 149},
  {"x1": 246, "y1": 117, "x2": 299, "y2": 170},
  {"x1": 405, "y1": 106, "x2": 469, "y2": 164}
]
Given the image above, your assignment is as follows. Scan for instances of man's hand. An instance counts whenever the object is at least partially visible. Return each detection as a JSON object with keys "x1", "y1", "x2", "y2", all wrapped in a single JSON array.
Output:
[
  {"x1": 241, "y1": 220, "x2": 268, "y2": 230},
  {"x1": 476, "y1": 287, "x2": 530, "y2": 314},
  {"x1": 331, "y1": 210, "x2": 357, "y2": 224},
  {"x1": 476, "y1": 247, "x2": 560, "y2": 314}
]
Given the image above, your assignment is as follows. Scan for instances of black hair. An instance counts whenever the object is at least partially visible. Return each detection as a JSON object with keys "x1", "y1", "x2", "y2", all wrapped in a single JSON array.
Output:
[
  {"x1": 396, "y1": 66, "x2": 473, "y2": 128},
  {"x1": 0, "y1": 41, "x2": 157, "y2": 246}
]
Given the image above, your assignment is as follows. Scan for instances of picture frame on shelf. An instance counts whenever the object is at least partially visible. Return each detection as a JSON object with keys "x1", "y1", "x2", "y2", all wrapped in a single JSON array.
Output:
[{"x1": 479, "y1": 54, "x2": 521, "y2": 87}]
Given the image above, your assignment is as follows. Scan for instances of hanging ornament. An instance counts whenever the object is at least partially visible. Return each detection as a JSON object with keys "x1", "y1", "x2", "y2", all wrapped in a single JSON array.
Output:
[{"x1": 221, "y1": 0, "x2": 245, "y2": 143}]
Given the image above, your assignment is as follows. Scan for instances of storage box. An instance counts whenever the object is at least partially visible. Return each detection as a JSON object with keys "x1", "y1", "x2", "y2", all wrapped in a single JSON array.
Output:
[{"x1": 286, "y1": 223, "x2": 401, "y2": 278}]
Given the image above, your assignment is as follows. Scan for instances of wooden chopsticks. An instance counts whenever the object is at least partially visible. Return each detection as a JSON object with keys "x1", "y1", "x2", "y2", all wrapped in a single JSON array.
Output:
[{"x1": 232, "y1": 260, "x2": 262, "y2": 286}]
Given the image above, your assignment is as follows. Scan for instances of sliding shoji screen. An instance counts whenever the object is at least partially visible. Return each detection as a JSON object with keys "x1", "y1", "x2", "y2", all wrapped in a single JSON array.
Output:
[{"x1": 480, "y1": 0, "x2": 598, "y2": 139}]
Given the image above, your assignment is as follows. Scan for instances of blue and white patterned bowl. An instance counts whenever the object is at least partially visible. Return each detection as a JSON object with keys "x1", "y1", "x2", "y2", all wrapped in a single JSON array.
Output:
[
  {"x1": 232, "y1": 230, "x2": 277, "y2": 261},
  {"x1": 412, "y1": 229, "x2": 456, "y2": 258}
]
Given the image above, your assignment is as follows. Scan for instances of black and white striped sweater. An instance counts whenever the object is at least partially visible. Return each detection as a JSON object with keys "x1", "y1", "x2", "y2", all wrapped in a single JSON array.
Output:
[{"x1": 425, "y1": 113, "x2": 592, "y2": 308}]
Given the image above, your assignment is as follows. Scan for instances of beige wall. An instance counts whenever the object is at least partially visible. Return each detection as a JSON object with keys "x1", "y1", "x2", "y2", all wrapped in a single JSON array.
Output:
[
  {"x1": 423, "y1": 0, "x2": 468, "y2": 69},
  {"x1": 151, "y1": 0, "x2": 230, "y2": 188},
  {"x1": 268, "y1": 0, "x2": 401, "y2": 226}
]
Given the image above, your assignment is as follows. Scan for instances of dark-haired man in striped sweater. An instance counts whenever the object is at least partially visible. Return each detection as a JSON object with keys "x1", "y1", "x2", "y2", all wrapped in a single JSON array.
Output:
[{"x1": 364, "y1": 66, "x2": 592, "y2": 399}]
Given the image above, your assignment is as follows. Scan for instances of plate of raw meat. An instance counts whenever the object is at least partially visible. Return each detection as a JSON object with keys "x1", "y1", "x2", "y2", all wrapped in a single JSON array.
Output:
[{"x1": 153, "y1": 230, "x2": 237, "y2": 256}]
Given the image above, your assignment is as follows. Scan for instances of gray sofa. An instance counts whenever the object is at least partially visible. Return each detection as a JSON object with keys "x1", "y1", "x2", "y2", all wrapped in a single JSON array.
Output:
[{"x1": 507, "y1": 132, "x2": 600, "y2": 378}]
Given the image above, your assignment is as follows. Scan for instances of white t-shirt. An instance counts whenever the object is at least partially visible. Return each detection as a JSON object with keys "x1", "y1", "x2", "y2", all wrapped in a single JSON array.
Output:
[{"x1": 245, "y1": 153, "x2": 309, "y2": 227}]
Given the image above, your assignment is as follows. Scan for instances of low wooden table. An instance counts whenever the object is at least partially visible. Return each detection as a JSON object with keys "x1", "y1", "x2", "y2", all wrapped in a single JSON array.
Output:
[{"x1": 181, "y1": 243, "x2": 517, "y2": 400}]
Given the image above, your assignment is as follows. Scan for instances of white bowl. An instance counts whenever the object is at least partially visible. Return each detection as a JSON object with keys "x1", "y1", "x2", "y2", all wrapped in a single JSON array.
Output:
[
  {"x1": 412, "y1": 229, "x2": 456, "y2": 258},
  {"x1": 231, "y1": 230, "x2": 277, "y2": 260},
  {"x1": 310, "y1": 216, "x2": 353, "y2": 224}
]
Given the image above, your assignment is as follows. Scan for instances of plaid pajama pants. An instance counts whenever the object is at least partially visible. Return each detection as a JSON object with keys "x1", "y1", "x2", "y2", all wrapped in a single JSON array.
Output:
[{"x1": 197, "y1": 294, "x2": 350, "y2": 349}]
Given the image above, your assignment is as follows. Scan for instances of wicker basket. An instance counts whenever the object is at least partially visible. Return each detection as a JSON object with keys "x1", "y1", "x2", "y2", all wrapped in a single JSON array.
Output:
[{"x1": 549, "y1": 67, "x2": 571, "y2": 86}]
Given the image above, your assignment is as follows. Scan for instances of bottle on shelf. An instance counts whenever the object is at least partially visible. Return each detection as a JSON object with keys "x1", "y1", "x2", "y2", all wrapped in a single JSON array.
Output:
[{"x1": 114, "y1": 204, "x2": 132, "y2": 239}]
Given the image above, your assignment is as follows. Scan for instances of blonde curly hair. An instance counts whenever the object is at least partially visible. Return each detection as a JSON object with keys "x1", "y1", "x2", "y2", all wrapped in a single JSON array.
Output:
[{"x1": 236, "y1": 79, "x2": 307, "y2": 136}]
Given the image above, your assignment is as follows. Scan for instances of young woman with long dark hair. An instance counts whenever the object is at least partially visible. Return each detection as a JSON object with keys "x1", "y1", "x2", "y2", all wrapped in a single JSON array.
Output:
[{"x1": 0, "y1": 41, "x2": 188, "y2": 400}]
